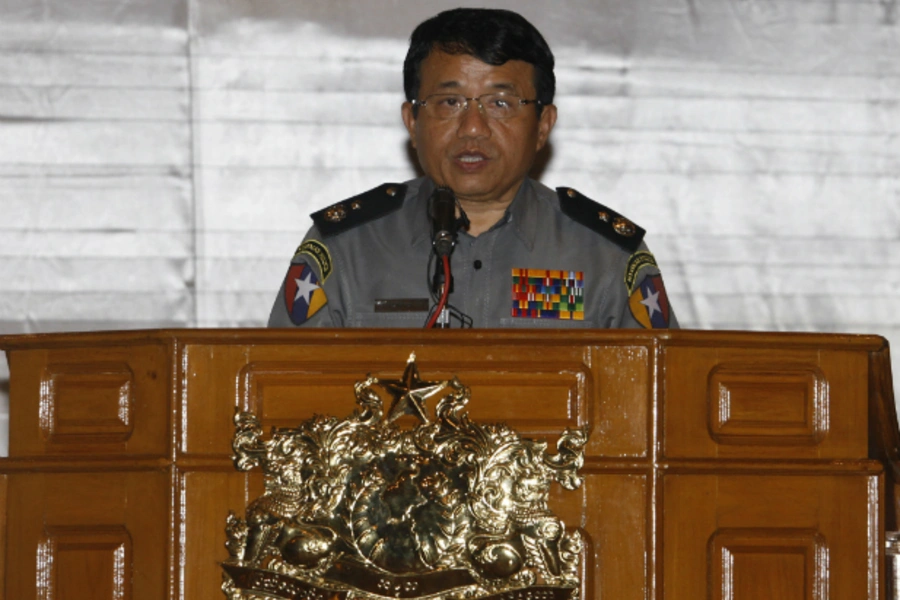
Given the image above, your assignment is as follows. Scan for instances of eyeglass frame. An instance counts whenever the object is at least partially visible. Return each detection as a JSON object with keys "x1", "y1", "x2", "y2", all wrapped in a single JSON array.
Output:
[{"x1": 411, "y1": 93, "x2": 543, "y2": 120}]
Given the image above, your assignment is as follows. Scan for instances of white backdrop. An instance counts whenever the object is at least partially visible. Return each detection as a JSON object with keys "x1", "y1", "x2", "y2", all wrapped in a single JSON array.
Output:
[{"x1": 1, "y1": 0, "x2": 899, "y2": 454}]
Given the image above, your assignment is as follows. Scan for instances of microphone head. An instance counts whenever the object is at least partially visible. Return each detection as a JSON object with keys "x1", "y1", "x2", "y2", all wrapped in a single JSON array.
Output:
[
  {"x1": 430, "y1": 187, "x2": 458, "y2": 256},
  {"x1": 429, "y1": 187, "x2": 455, "y2": 215}
]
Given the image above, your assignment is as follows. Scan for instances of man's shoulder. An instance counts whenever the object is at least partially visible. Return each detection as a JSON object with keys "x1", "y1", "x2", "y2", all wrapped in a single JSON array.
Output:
[
  {"x1": 549, "y1": 185, "x2": 646, "y2": 253},
  {"x1": 310, "y1": 180, "x2": 419, "y2": 237}
]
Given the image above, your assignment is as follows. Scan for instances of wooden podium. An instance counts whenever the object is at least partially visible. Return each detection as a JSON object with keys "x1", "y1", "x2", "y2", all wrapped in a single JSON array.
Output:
[{"x1": 0, "y1": 329, "x2": 896, "y2": 599}]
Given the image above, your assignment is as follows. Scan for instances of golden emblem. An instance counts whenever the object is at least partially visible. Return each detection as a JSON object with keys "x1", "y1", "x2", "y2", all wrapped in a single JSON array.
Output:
[
  {"x1": 222, "y1": 354, "x2": 587, "y2": 600},
  {"x1": 324, "y1": 204, "x2": 347, "y2": 222},
  {"x1": 612, "y1": 217, "x2": 636, "y2": 237}
]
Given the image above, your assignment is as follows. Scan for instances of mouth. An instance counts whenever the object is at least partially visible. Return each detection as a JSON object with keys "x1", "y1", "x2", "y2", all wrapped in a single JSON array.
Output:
[{"x1": 453, "y1": 150, "x2": 490, "y2": 169}]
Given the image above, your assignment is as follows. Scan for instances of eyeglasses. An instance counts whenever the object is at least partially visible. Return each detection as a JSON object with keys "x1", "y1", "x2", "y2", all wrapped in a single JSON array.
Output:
[{"x1": 412, "y1": 93, "x2": 541, "y2": 120}]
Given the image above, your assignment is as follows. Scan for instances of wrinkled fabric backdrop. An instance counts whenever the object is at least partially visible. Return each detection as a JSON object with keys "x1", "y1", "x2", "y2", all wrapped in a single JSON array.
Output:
[{"x1": 1, "y1": 0, "x2": 898, "y2": 454}]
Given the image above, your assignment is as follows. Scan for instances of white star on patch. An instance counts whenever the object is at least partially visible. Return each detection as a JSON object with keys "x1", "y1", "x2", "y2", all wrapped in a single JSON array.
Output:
[
  {"x1": 640, "y1": 287, "x2": 661, "y2": 317},
  {"x1": 293, "y1": 269, "x2": 320, "y2": 306}
]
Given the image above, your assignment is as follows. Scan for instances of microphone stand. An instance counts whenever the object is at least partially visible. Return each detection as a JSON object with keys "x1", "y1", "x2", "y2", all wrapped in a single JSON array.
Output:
[
  {"x1": 426, "y1": 187, "x2": 464, "y2": 329},
  {"x1": 428, "y1": 256, "x2": 452, "y2": 328}
]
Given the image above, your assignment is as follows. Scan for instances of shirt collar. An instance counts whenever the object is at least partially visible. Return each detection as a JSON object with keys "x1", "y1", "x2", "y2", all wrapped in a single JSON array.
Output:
[{"x1": 409, "y1": 177, "x2": 539, "y2": 250}]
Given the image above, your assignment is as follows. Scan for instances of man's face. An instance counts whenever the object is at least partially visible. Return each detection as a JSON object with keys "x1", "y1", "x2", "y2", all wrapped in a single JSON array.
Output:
[{"x1": 401, "y1": 51, "x2": 557, "y2": 208}]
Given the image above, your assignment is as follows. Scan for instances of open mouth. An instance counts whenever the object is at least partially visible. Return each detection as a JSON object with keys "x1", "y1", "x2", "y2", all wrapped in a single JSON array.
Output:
[{"x1": 455, "y1": 151, "x2": 489, "y2": 167}]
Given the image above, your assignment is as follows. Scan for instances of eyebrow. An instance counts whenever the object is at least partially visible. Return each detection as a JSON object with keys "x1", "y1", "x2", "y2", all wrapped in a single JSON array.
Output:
[{"x1": 433, "y1": 81, "x2": 520, "y2": 92}]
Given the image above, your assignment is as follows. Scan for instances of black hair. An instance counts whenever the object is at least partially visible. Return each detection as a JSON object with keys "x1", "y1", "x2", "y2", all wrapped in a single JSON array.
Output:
[{"x1": 403, "y1": 8, "x2": 555, "y2": 110}]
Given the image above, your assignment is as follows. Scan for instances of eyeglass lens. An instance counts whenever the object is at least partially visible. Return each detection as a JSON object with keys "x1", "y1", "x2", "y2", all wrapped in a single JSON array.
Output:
[{"x1": 422, "y1": 94, "x2": 527, "y2": 119}]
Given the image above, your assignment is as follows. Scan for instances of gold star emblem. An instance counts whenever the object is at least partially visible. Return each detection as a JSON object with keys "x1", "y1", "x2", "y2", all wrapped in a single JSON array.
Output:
[{"x1": 381, "y1": 353, "x2": 447, "y2": 424}]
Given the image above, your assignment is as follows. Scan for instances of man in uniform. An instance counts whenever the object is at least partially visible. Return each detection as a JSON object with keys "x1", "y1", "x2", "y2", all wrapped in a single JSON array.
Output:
[{"x1": 268, "y1": 8, "x2": 677, "y2": 329}]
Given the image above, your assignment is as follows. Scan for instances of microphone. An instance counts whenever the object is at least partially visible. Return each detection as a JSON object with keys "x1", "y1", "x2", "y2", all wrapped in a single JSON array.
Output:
[{"x1": 429, "y1": 186, "x2": 458, "y2": 257}]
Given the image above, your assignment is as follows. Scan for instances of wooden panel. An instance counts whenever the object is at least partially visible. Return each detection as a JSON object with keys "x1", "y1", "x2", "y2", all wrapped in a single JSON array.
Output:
[
  {"x1": 708, "y1": 529, "x2": 827, "y2": 600},
  {"x1": 578, "y1": 472, "x2": 649, "y2": 600},
  {"x1": 662, "y1": 473, "x2": 877, "y2": 600},
  {"x1": 38, "y1": 526, "x2": 132, "y2": 600},
  {"x1": 40, "y1": 362, "x2": 134, "y2": 444},
  {"x1": 181, "y1": 341, "x2": 631, "y2": 458},
  {"x1": 240, "y1": 363, "x2": 585, "y2": 434},
  {"x1": 6, "y1": 342, "x2": 171, "y2": 457},
  {"x1": 0, "y1": 474, "x2": 6, "y2": 600},
  {"x1": 181, "y1": 470, "x2": 261, "y2": 600},
  {"x1": 182, "y1": 470, "x2": 648, "y2": 600},
  {"x1": 708, "y1": 363, "x2": 826, "y2": 446},
  {"x1": 662, "y1": 346, "x2": 869, "y2": 459},
  {"x1": 4, "y1": 471, "x2": 169, "y2": 600},
  {"x1": 587, "y1": 345, "x2": 650, "y2": 458}
]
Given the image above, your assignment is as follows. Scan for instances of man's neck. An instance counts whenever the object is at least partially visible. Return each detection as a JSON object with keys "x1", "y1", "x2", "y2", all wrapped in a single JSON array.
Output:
[
  {"x1": 458, "y1": 200, "x2": 510, "y2": 236},
  {"x1": 454, "y1": 180, "x2": 526, "y2": 237}
]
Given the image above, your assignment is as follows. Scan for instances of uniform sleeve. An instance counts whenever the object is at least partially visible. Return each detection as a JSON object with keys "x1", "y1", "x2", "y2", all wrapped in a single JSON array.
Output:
[
  {"x1": 267, "y1": 230, "x2": 342, "y2": 328},
  {"x1": 609, "y1": 244, "x2": 679, "y2": 330}
]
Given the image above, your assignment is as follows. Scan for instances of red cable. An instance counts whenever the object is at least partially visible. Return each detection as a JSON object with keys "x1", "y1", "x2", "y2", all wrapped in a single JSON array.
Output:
[{"x1": 425, "y1": 255, "x2": 451, "y2": 329}]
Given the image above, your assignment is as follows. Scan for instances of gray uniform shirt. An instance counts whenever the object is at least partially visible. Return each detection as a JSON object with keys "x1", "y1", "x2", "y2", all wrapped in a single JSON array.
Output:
[{"x1": 268, "y1": 177, "x2": 677, "y2": 329}]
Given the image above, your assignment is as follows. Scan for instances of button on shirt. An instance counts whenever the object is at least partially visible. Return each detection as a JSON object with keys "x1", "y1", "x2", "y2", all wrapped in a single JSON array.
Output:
[{"x1": 268, "y1": 177, "x2": 678, "y2": 329}]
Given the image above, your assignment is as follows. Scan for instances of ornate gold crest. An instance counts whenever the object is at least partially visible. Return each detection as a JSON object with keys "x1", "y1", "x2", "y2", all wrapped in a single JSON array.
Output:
[{"x1": 222, "y1": 354, "x2": 588, "y2": 600}]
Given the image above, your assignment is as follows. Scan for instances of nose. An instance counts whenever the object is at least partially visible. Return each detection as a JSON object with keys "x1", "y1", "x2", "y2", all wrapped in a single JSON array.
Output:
[{"x1": 456, "y1": 100, "x2": 492, "y2": 139}]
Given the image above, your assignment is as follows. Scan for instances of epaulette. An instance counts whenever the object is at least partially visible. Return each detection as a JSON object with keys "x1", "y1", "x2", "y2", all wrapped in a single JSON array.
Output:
[
  {"x1": 557, "y1": 187, "x2": 645, "y2": 253},
  {"x1": 311, "y1": 183, "x2": 407, "y2": 237}
]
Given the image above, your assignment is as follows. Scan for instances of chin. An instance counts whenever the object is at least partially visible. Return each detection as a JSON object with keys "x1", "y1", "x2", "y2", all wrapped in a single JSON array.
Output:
[
  {"x1": 445, "y1": 174, "x2": 498, "y2": 195},
  {"x1": 448, "y1": 184, "x2": 494, "y2": 202}
]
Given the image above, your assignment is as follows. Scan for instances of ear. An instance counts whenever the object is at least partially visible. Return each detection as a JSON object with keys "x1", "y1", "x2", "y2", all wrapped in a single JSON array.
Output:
[
  {"x1": 401, "y1": 102, "x2": 418, "y2": 149},
  {"x1": 535, "y1": 104, "x2": 557, "y2": 151}
]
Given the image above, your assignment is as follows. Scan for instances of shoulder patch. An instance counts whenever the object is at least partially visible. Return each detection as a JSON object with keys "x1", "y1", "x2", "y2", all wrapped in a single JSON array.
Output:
[
  {"x1": 311, "y1": 183, "x2": 407, "y2": 237},
  {"x1": 294, "y1": 239, "x2": 333, "y2": 282},
  {"x1": 624, "y1": 251, "x2": 658, "y2": 293},
  {"x1": 557, "y1": 187, "x2": 645, "y2": 253},
  {"x1": 283, "y1": 263, "x2": 328, "y2": 325},
  {"x1": 629, "y1": 273, "x2": 672, "y2": 329}
]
